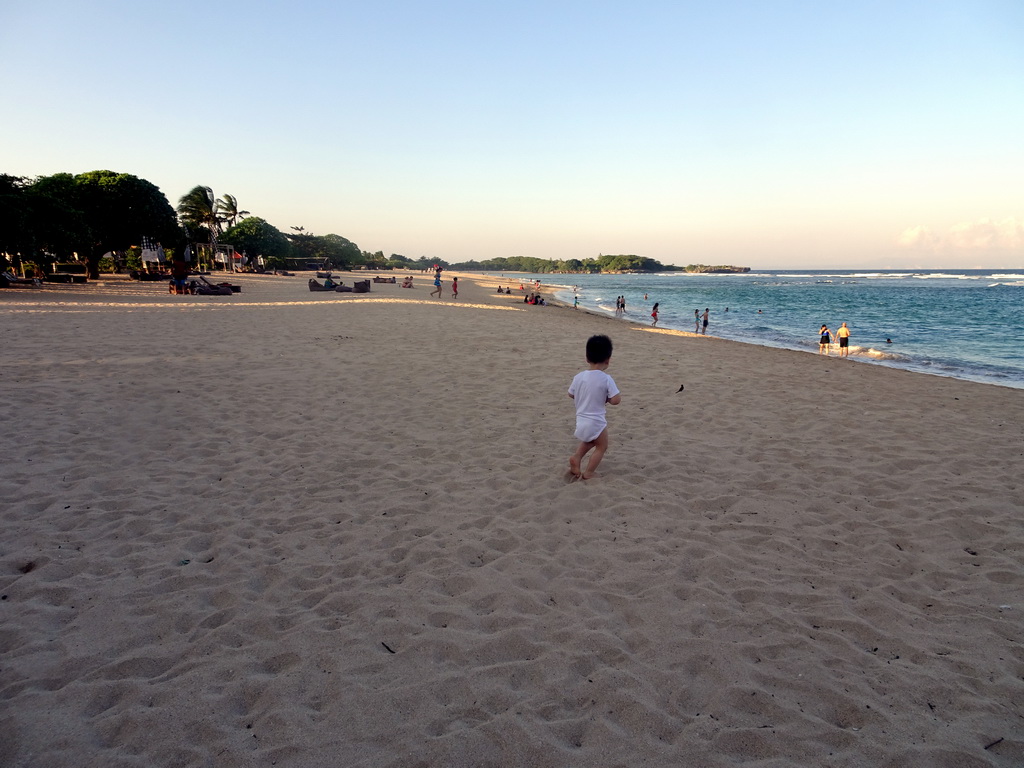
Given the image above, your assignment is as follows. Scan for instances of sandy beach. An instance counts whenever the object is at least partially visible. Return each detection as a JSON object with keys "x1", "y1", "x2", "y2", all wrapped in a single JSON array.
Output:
[{"x1": 2, "y1": 271, "x2": 1022, "y2": 768}]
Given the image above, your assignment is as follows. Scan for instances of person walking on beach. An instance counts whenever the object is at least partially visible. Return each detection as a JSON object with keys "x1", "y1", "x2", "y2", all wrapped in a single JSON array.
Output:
[
  {"x1": 568, "y1": 334, "x2": 621, "y2": 480},
  {"x1": 620, "y1": 296, "x2": 626, "y2": 314},
  {"x1": 651, "y1": 302, "x2": 659, "y2": 326},
  {"x1": 430, "y1": 272, "x2": 442, "y2": 298},
  {"x1": 694, "y1": 309, "x2": 701, "y2": 332},
  {"x1": 451, "y1": 276, "x2": 458, "y2": 300},
  {"x1": 819, "y1": 324, "x2": 832, "y2": 355},
  {"x1": 702, "y1": 308, "x2": 709, "y2": 334},
  {"x1": 836, "y1": 322, "x2": 851, "y2": 357}
]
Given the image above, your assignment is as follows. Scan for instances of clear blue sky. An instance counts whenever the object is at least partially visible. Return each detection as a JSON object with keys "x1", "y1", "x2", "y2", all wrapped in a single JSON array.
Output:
[{"x1": 2, "y1": 0, "x2": 1022, "y2": 268}]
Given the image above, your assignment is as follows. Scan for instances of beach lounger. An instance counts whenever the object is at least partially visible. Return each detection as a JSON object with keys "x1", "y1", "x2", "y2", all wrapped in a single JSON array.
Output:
[
  {"x1": 190, "y1": 276, "x2": 234, "y2": 295},
  {"x1": 200, "y1": 276, "x2": 240, "y2": 293}
]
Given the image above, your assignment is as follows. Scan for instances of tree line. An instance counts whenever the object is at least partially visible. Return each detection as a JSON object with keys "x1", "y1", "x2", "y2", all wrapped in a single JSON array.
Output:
[
  {"x1": 446, "y1": 254, "x2": 679, "y2": 273},
  {"x1": 1, "y1": 168, "x2": 746, "y2": 279},
  {"x1": 443, "y1": 256, "x2": 750, "y2": 274},
  {"x1": 0, "y1": 170, "x2": 411, "y2": 278}
]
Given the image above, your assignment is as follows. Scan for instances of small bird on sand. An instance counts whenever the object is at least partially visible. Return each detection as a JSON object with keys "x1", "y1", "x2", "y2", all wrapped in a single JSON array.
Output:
[{"x1": 676, "y1": 384, "x2": 685, "y2": 393}]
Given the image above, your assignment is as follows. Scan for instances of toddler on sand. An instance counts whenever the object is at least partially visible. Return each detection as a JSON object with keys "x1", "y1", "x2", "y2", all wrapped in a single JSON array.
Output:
[{"x1": 568, "y1": 335, "x2": 621, "y2": 480}]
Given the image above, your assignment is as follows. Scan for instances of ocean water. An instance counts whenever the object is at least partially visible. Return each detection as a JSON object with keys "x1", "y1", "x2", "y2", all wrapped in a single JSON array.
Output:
[{"x1": 507, "y1": 269, "x2": 1023, "y2": 390}]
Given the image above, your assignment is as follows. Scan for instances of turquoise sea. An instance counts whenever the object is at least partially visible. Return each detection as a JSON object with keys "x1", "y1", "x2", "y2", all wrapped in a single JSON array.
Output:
[{"x1": 506, "y1": 270, "x2": 1023, "y2": 390}]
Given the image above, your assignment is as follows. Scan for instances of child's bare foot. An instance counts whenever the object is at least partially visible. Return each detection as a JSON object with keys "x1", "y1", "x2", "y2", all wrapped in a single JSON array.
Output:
[
  {"x1": 568, "y1": 456, "x2": 582, "y2": 478},
  {"x1": 581, "y1": 470, "x2": 599, "y2": 480}
]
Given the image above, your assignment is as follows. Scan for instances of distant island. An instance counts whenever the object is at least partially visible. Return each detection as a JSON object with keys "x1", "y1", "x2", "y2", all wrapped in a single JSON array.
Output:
[
  {"x1": 683, "y1": 264, "x2": 751, "y2": 274},
  {"x1": 448, "y1": 254, "x2": 750, "y2": 274}
]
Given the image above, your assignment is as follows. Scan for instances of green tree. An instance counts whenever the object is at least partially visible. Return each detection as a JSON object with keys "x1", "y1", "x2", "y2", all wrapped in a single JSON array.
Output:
[
  {"x1": 26, "y1": 171, "x2": 179, "y2": 278},
  {"x1": 220, "y1": 217, "x2": 291, "y2": 266},
  {"x1": 22, "y1": 180, "x2": 90, "y2": 271},
  {"x1": 0, "y1": 175, "x2": 40, "y2": 272},
  {"x1": 17, "y1": 173, "x2": 93, "y2": 273},
  {"x1": 287, "y1": 226, "x2": 318, "y2": 263},
  {"x1": 312, "y1": 234, "x2": 361, "y2": 268},
  {"x1": 1, "y1": 174, "x2": 89, "y2": 273}
]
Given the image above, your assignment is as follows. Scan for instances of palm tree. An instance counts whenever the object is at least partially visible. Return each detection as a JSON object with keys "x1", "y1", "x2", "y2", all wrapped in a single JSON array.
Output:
[
  {"x1": 177, "y1": 185, "x2": 220, "y2": 242},
  {"x1": 216, "y1": 193, "x2": 249, "y2": 229}
]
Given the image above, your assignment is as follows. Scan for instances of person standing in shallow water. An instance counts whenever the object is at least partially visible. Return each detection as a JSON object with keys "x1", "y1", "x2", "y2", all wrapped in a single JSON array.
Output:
[
  {"x1": 702, "y1": 308, "x2": 709, "y2": 334},
  {"x1": 819, "y1": 324, "x2": 831, "y2": 355},
  {"x1": 836, "y1": 322, "x2": 851, "y2": 357},
  {"x1": 694, "y1": 309, "x2": 701, "y2": 333},
  {"x1": 651, "y1": 302, "x2": 659, "y2": 326}
]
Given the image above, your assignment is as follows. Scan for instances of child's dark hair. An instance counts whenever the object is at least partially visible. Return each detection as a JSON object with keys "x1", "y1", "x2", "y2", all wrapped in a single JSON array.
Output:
[{"x1": 586, "y1": 334, "x2": 613, "y2": 364}]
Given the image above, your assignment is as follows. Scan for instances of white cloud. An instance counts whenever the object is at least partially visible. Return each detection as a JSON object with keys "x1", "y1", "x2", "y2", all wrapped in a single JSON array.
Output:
[
  {"x1": 947, "y1": 217, "x2": 1024, "y2": 250},
  {"x1": 898, "y1": 216, "x2": 1024, "y2": 251},
  {"x1": 897, "y1": 225, "x2": 940, "y2": 249}
]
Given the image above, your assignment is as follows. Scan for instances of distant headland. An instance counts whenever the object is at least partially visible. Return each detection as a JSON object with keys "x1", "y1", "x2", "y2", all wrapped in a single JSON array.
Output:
[
  {"x1": 681, "y1": 264, "x2": 751, "y2": 274},
  {"x1": 448, "y1": 255, "x2": 750, "y2": 274}
]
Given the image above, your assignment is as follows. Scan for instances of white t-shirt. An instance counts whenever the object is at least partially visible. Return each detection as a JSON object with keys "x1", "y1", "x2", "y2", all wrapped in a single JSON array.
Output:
[{"x1": 568, "y1": 369, "x2": 620, "y2": 442}]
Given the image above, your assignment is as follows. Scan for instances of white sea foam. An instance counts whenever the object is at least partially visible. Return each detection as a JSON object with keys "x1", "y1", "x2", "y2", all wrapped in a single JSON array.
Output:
[
  {"x1": 857, "y1": 346, "x2": 908, "y2": 362},
  {"x1": 850, "y1": 272, "x2": 914, "y2": 278}
]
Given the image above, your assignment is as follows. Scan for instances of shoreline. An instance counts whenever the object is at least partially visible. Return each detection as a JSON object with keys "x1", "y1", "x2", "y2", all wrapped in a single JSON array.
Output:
[
  {"x1": 457, "y1": 270, "x2": 1024, "y2": 392},
  {"x1": 3, "y1": 267, "x2": 1021, "y2": 390},
  {"x1": 3, "y1": 269, "x2": 1023, "y2": 767}
]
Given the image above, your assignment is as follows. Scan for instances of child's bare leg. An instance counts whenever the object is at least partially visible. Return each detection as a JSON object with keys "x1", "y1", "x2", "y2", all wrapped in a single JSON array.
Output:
[
  {"x1": 569, "y1": 440, "x2": 594, "y2": 478},
  {"x1": 582, "y1": 429, "x2": 609, "y2": 479}
]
